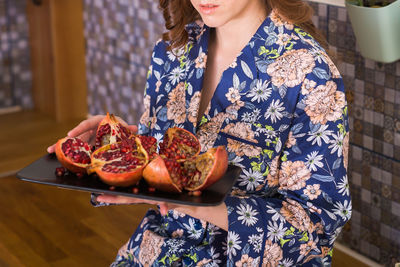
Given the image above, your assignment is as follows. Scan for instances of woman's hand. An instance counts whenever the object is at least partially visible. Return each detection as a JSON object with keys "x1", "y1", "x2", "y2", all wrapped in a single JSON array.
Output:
[
  {"x1": 96, "y1": 194, "x2": 229, "y2": 231},
  {"x1": 47, "y1": 115, "x2": 138, "y2": 153}
]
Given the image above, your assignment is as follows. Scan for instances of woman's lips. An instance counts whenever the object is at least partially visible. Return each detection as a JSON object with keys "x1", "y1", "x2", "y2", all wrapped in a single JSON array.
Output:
[{"x1": 199, "y1": 4, "x2": 219, "y2": 15}]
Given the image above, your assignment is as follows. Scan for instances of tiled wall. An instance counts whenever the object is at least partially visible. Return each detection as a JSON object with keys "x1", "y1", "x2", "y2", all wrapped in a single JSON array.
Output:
[
  {"x1": 83, "y1": 0, "x2": 165, "y2": 124},
  {"x1": 0, "y1": 0, "x2": 33, "y2": 109},
  {"x1": 308, "y1": 2, "x2": 400, "y2": 265},
  {"x1": 82, "y1": 0, "x2": 400, "y2": 265}
]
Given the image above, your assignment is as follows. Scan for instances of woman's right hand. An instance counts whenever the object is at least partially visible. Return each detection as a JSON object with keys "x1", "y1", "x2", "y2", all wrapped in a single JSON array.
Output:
[{"x1": 46, "y1": 115, "x2": 138, "y2": 153}]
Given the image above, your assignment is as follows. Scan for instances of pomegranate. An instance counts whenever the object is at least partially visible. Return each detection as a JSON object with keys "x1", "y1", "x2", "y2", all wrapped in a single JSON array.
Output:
[
  {"x1": 55, "y1": 137, "x2": 92, "y2": 174},
  {"x1": 88, "y1": 137, "x2": 149, "y2": 187},
  {"x1": 136, "y1": 135, "x2": 158, "y2": 160},
  {"x1": 183, "y1": 146, "x2": 228, "y2": 191},
  {"x1": 94, "y1": 113, "x2": 132, "y2": 149},
  {"x1": 143, "y1": 146, "x2": 228, "y2": 193},
  {"x1": 159, "y1": 127, "x2": 201, "y2": 161}
]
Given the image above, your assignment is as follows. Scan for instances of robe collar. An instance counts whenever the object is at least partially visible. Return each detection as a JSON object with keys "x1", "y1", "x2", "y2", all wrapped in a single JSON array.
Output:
[{"x1": 184, "y1": 12, "x2": 276, "y2": 132}]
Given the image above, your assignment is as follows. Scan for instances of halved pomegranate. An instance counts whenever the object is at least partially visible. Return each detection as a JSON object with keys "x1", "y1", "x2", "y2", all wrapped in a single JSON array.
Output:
[
  {"x1": 94, "y1": 113, "x2": 133, "y2": 149},
  {"x1": 136, "y1": 135, "x2": 158, "y2": 160},
  {"x1": 159, "y1": 127, "x2": 200, "y2": 161},
  {"x1": 142, "y1": 146, "x2": 228, "y2": 193},
  {"x1": 184, "y1": 146, "x2": 228, "y2": 191},
  {"x1": 88, "y1": 137, "x2": 149, "y2": 187},
  {"x1": 55, "y1": 137, "x2": 91, "y2": 174}
]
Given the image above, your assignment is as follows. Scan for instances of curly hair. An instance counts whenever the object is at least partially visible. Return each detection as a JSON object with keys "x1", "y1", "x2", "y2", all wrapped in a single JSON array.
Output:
[{"x1": 158, "y1": 0, "x2": 327, "y2": 50}]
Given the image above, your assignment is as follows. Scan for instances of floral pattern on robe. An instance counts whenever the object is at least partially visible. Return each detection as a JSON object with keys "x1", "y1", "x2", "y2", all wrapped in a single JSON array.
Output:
[{"x1": 111, "y1": 9, "x2": 351, "y2": 267}]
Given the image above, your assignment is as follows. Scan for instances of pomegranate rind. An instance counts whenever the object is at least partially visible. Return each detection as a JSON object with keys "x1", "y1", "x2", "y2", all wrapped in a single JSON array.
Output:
[
  {"x1": 55, "y1": 137, "x2": 90, "y2": 174},
  {"x1": 142, "y1": 155, "x2": 182, "y2": 193},
  {"x1": 92, "y1": 164, "x2": 144, "y2": 187},
  {"x1": 184, "y1": 146, "x2": 228, "y2": 191},
  {"x1": 88, "y1": 137, "x2": 149, "y2": 187}
]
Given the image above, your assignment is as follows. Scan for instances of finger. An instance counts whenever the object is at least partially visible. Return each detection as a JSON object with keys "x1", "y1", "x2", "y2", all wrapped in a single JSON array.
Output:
[
  {"x1": 68, "y1": 115, "x2": 105, "y2": 138},
  {"x1": 77, "y1": 129, "x2": 94, "y2": 144},
  {"x1": 47, "y1": 144, "x2": 56, "y2": 154},
  {"x1": 96, "y1": 194, "x2": 159, "y2": 205},
  {"x1": 96, "y1": 194, "x2": 141, "y2": 204}
]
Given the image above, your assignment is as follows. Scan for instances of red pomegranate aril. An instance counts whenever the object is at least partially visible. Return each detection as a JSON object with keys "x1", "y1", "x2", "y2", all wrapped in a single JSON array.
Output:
[
  {"x1": 133, "y1": 187, "x2": 139, "y2": 194},
  {"x1": 55, "y1": 167, "x2": 66, "y2": 177}
]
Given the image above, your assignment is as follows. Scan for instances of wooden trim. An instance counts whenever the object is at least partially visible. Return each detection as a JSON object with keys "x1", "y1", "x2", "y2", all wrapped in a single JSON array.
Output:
[
  {"x1": 332, "y1": 242, "x2": 384, "y2": 267},
  {"x1": 27, "y1": 0, "x2": 88, "y2": 122}
]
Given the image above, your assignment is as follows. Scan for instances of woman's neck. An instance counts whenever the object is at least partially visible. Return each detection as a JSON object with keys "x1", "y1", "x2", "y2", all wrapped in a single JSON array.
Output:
[{"x1": 213, "y1": 2, "x2": 269, "y2": 52}]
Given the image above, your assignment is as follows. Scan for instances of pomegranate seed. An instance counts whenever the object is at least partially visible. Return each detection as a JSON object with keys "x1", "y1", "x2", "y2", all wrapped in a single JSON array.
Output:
[
  {"x1": 55, "y1": 167, "x2": 66, "y2": 177},
  {"x1": 192, "y1": 190, "x2": 202, "y2": 196},
  {"x1": 132, "y1": 187, "x2": 139, "y2": 194},
  {"x1": 148, "y1": 187, "x2": 156, "y2": 193}
]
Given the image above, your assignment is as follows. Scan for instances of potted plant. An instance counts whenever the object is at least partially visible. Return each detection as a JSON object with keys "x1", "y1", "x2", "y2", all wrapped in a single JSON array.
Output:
[{"x1": 345, "y1": 0, "x2": 400, "y2": 63}]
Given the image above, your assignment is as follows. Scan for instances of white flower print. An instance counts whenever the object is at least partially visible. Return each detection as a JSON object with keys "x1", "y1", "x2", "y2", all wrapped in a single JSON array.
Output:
[
  {"x1": 241, "y1": 108, "x2": 261, "y2": 124},
  {"x1": 337, "y1": 175, "x2": 350, "y2": 196},
  {"x1": 230, "y1": 156, "x2": 245, "y2": 169},
  {"x1": 236, "y1": 203, "x2": 259, "y2": 226},
  {"x1": 329, "y1": 226, "x2": 343, "y2": 245},
  {"x1": 168, "y1": 66, "x2": 185, "y2": 85},
  {"x1": 332, "y1": 200, "x2": 352, "y2": 221},
  {"x1": 238, "y1": 169, "x2": 264, "y2": 191},
  {"x1": 266, "y1": 221, "x2": 287, "y2": 243},
  {"x1": 306, "y1": 124, "x2": 332, "y2": 146},
  {"x1": 224, "y1": 231, "x2": 242, "y2": 258},
  {"x1": 246, "y1": 80, "x2": 272, "y2": 103},
  {"x1": 264, "y1": 99, "x2": 285, "y2": 123},
  {"x1": 183, "y1": 218, "x2": 202, "y2": 239},
  {"x1": 165, "y1": 239, "x2": 185, "y2": 253},
  {"x1": 248, "y1": 234, "x2": 263, "y2": 253},
  {"x1": 279, "y1": 258, "x2": 294, "y2": 267},
  {"x1": 166, "y1": 47, "x2": 185, "y2": 61},
  {"x1": 266, "y1": 206, "x2": 285, "y2": 222},
  {"x1": 208, "y1": 246, "x2": 222, "y2": 266},
  {"x1": 329, "y1": 131, "x2": 345, "y2": 157},
  {"x1": 305, "y1": 151, "x2": 324, "y2": 171}
]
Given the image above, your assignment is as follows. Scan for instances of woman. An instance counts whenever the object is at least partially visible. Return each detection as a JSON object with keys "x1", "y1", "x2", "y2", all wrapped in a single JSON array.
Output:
[{"x1": 49, "y1": 0, "x2": 351, "y2": 265}]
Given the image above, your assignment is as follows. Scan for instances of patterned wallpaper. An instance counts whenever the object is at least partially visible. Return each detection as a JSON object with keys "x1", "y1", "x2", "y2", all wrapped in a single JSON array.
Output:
[
  {"x1": 82, "y1": 0, "x2": 400, "y2": 265},
  {"x1": 0, "y1": 0, "x2": 33, "y2": 109},
  {"x1": 83, "y1": 0, "x2": 165, "y2": 124}
]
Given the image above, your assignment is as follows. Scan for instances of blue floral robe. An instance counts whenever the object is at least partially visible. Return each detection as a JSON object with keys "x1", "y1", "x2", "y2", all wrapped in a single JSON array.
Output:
[{"x1": 107, "y1": 10, "x2": 351, "y2": 267}]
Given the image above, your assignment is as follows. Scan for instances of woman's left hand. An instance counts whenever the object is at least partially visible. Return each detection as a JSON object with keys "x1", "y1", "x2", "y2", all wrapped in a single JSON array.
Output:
[{"x1": 96, "y1": 194, "x2": 228, "y2": 231}]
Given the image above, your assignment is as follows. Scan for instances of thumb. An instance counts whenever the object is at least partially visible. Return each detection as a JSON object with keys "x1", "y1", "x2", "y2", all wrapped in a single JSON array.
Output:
[{"x1": 159, "y1": 203, "x2": 169, "y2": 216}]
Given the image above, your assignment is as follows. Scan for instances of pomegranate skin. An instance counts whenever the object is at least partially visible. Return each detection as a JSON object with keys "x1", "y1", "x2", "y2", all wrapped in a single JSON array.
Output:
[
  {"x1": 142, "y1": 155, "x2": 182, "y2": 193},
  {"x1": 92, "y1": 165, "x2": 144, "y2": 187},
  {"x1": 55, "y1": 137, "x2": 91, "y2": 174},
  {"x1": 88, "y1": 137, "x2": 149, "y2": 187},
  {"x1": 185, "y1": 146, "x2": 228, "y2": 191}
]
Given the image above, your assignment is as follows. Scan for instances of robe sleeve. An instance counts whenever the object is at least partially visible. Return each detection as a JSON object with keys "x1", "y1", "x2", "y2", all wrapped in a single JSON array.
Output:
[{"x1": 223, "y1": 65, "x2": 351, "y2": 266}]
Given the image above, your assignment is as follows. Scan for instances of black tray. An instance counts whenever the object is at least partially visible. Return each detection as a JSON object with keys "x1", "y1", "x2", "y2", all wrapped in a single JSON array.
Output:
[{"x1": 16, "y1": 154, "x2": 241, "y2": 206}]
